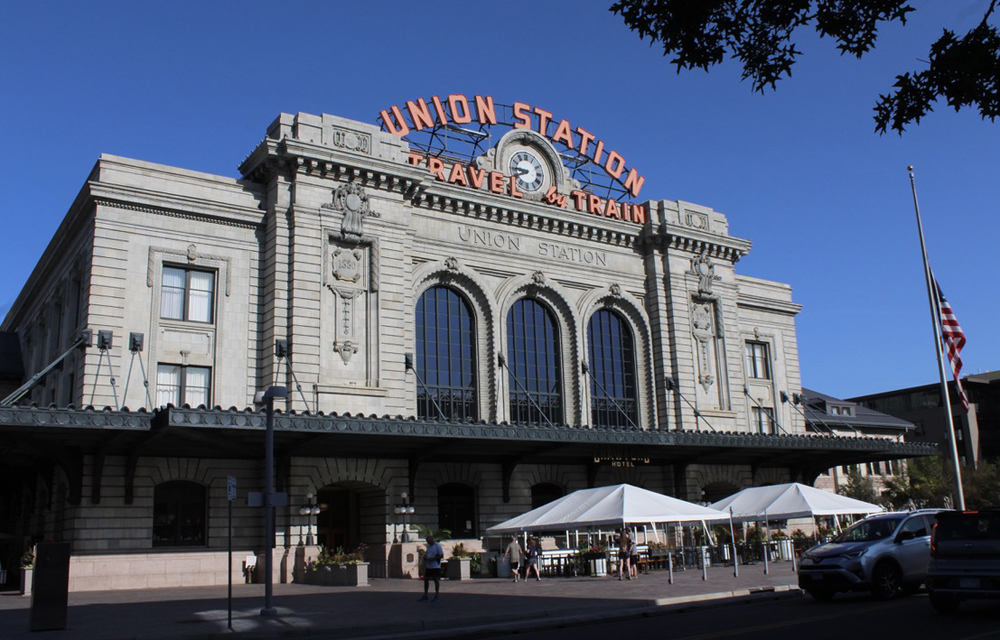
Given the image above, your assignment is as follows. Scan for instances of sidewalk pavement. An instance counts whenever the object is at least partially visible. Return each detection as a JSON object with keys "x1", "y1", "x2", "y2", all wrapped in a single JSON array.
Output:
[{"x1": 0, "y1": 563, "x2": 803, "y2": 639}]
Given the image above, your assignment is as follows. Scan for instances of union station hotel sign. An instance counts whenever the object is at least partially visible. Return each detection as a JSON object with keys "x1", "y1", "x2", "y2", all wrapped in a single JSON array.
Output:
[{"x1": 0, "y1": 97, "x2": 929, "y2": 590}]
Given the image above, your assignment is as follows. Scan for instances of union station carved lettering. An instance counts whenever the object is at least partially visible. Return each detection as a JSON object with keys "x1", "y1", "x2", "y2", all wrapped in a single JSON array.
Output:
[{"x1": 457, "y1": 226, "x2": 522, "y2": 252}]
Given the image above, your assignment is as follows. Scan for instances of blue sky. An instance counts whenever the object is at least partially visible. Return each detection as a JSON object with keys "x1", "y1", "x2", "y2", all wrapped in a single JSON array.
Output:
[{"x1": 2, "y1": 1, "x2": 996, "y2": 399}]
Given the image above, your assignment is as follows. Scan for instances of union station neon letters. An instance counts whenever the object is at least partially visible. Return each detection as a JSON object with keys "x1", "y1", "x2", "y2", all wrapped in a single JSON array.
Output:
[{"x1": 381, "y1": 94, "x2": 646, "y2": 200}]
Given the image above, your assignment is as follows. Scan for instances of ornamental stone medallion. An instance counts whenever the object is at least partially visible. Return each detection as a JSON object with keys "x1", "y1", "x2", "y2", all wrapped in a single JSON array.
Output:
[
  {"x1": 333, "y1": 248, "x2": 364, "y2": 284},
  {"x1": 324, "y1": 182, "x2": 378, "y2": 242}
]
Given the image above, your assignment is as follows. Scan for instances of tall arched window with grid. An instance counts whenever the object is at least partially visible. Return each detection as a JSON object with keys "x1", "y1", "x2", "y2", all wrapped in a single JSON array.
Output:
[
  {"x1": 506, "y1": 298, "x2": 563, "y2": 426},
  {"x1": 587, "y1": 309, "x2": 638, "y2": 428},
  {"x1": 415, "y1": 286, "x2": 478, "y2": 420}
]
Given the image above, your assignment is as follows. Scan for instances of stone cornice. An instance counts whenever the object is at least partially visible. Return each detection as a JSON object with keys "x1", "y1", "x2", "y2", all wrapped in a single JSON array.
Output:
[
  {"x1": 241, "y1": 137, "x2": 643, "y2": 250},
  {"x1": 412, "y1": 186, "x2": 640, "y2": 250},
  {"x1": 641, "y1": 221, "x2": 752, "y2": 264},
  {"x1": 89, "y1": 183, "x2": 262, "y2": 230},
  {"x1": 737, "y1": 293, "x2": 803, "y2": 316},
  {"x1": 240, "y1": 138, "x2": 423, "y2": 198}
]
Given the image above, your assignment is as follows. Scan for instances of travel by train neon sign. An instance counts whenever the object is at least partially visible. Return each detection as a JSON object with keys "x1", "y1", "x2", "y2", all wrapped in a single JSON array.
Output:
[{"x1": 379, "y1": 95, "x2": 647, "y2": 225}]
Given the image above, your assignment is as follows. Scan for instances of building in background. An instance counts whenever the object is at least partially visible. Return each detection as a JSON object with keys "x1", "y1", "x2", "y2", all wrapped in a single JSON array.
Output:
[
  {"x1": 0, "y1": 99, "x2": 932, "y2": 591},
  {"x1": 797, "y1": 388, "x2": 915, "y2": 494},
  {"x1": 851, "y1": 371, "x2": 1000, "y2": 467}
]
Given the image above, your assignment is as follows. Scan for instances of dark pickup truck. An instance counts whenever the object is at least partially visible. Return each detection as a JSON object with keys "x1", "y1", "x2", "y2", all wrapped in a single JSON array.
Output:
[{"x1": 926, "y1": 508, "x2": 1000, "y2": 613}]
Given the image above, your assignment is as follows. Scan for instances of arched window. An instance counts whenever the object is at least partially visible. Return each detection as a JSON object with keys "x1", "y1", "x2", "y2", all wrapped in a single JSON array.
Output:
[
  {"x1": 153, "y1": 480, "x2": 206, "y2": 547},
  {"x1": 531, "y1": 482, "x2": 565, "y2": 510},
  {"x1": 587, "y1": 309, "x2": 638, "y2": 428},
  {"x1": 506, "y1": 298, "x2": 562, "y2": 426},
  {"x1": 438, "y1": 483, "x2": 477, "y2": 538},
  {"x1": 416, "y1": 286, "x2": 477, "y2": 420}
]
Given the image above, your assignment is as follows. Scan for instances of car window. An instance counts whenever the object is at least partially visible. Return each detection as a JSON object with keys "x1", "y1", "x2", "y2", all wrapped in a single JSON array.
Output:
[
  {"x1": 835, "y1": 517, "x2": 903, "y2": 542},
  {"x1": 936, "y1": 512, "x2": 1000, "y2": 541},
  {"x1": 900, "y1": 516, "x2": 927, "y2": 538}
]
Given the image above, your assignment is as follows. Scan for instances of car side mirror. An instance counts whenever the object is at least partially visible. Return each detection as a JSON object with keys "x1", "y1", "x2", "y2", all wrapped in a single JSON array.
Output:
[{"x1": 895, "y1": 530, "x2": 916, "y2": 543}]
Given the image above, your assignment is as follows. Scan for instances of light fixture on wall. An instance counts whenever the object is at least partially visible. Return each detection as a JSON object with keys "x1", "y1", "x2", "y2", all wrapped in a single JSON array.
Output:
[{"x1": 393, "y1": 492, "x2": 415, "y2": 543}]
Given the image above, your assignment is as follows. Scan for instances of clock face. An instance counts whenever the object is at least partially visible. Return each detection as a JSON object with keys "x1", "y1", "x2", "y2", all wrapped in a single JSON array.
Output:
[{"x1": 508, "y1": 149, "x2": 546, "y2": 193}]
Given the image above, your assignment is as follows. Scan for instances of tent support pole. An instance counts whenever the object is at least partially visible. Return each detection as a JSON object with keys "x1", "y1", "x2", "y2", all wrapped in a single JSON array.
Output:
[
  {"x1": 762, "y1": 511, "x2": 770, "y2": 575},
  {"x1": 729, "y1": 508, "x2": 738, "y2": 578}
]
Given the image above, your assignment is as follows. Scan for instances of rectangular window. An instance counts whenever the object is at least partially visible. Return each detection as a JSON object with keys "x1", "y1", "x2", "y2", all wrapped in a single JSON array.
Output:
[
  {"x1": 156, "y1": 364, "x2": 212, "y2": 408},
  {"x1": 161, "y1": 266, "x2": 214, "y2": 323},
  {"x1": 750, "y1": 406, "x2": 775, "y2": 434},
  {"x1": 744, "y1": 341, "x2": 771, "y2": 379}
]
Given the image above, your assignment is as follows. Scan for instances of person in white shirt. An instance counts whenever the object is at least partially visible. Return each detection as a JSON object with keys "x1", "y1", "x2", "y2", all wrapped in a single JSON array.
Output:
[
  {"x1": 502, "y1": 536, "x2": 523, "y2": 582},
  {"x1": 419, "y1": 535, "x2": 445, "y2": 602}
]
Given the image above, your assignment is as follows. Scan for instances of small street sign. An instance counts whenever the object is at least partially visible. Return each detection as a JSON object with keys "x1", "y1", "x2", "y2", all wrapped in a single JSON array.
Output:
[{"x1": 227, "y1": 476, "x2": 237, "y2": 502}]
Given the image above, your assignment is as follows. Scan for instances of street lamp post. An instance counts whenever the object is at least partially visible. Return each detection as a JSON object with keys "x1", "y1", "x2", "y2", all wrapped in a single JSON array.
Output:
[
  {"x1": 299, "y1": 493, "x2": 321, "y2": 546},
  {"x1": 393, "y1": 492, "x2": 415, "y2": 543},
  {"x1": 254, "y1": 385, "x2": 287, "y2": 618}
]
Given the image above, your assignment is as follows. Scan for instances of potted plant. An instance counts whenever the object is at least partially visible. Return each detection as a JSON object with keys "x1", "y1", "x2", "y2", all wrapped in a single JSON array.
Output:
[
  {"x1": 581, "y1": 544, "x2": 608, "y2": 576},
  {"x1": 446, "y1": 543, "x2": 472, "y2": 580},
  {"x1": 20, "y1": 548, "x2": 34, "y2": 596},
  {"x1": 304, "y1": 544, "x2": 369, "y2": 587}
]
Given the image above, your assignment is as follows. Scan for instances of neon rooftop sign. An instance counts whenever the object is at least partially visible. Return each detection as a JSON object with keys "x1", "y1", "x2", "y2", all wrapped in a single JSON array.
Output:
[{"x1": 378, "y1": 95, "x2": 647, "y2": 225}]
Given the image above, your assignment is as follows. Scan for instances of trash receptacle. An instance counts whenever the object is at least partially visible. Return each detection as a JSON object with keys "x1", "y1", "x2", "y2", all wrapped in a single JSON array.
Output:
[{"x1": 29, "y1": 542, "x2": 71, "y2": 632}]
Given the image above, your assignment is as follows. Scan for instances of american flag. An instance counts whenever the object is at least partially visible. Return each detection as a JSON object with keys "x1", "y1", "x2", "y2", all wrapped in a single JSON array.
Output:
[{"x1": 934, "y1": 276, "x2": 969, "y2": 412}]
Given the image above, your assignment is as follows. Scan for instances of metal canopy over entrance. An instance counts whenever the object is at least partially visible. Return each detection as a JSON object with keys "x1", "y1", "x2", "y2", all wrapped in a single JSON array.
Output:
[{"x1": 0, "y1": 405, "x2": 937, "y2": 509}]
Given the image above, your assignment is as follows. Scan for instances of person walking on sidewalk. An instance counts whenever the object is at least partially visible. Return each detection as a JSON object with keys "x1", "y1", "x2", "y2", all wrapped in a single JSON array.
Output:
[
  {"x1": 419, "y1": 535, "x2": 445, "y2": 602},
  {"x1": 524, "y1": 538, "x2": 542, "y2": 581},
  {"x1": 617, "y1": 530, "x2": 631, "y2": 580},
  {"x1": 502, "y1": 535, "x2": 523, "y2": 582},
  {"x1": 628, "y1": 530, "x2": 640, "y2": 580}
]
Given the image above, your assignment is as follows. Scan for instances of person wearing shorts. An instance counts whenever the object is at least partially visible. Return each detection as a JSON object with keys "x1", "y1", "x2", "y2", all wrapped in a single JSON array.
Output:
[
  {"x1": 420, "y1": 535, "x2": 444, "y2": 602},
  {"x1": 525, "y1": 538, "x2": 541, "y2": 581},
  {"x1": 502, "y1": 535, "x2": 523, "y2": 582},
  {"x1": 628, "y1": 532, "x2": 640, "y2": 579},
  {"x1": 617, "y1": 530, "x2": 631, "y2": 580}
]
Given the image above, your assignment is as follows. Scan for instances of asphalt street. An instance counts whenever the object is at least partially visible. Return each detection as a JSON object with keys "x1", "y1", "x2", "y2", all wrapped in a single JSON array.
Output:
[{"x1": 506, "y1": 592, "x2": 1000, "y2": 640}]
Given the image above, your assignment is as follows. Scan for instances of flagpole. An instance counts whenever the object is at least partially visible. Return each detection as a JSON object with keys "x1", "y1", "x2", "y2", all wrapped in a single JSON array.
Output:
[{"x1": 907, "y1": 166, "x2": 966, "y2": 510}]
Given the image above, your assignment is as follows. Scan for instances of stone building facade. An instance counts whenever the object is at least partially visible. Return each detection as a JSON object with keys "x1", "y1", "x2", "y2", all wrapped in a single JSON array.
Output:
[{"x1": 0, "y1": 104, "x2": 932, "y2": 590}]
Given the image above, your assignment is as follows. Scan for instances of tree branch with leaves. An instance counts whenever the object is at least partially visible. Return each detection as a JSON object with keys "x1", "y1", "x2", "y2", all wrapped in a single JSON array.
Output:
[{"x1": 610, "y1": 0, "x2": 1000, "y2": 134}]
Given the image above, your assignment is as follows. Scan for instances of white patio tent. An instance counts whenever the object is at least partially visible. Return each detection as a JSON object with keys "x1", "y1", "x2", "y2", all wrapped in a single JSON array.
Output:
[
  {"x1": 487, "y1": 483, "x2": 729, "y2": 534},
  {"x1": 709, "y1": 482, "x2": 883, "y2": 522}
]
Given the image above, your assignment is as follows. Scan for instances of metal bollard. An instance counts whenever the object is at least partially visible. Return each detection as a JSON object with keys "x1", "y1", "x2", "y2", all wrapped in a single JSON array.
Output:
[{"x1": 668, "y1": 550, "x2": 674, "y2": 584}]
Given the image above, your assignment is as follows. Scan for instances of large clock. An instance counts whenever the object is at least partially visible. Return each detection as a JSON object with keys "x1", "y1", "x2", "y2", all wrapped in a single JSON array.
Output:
[{"x1": 508, "y1": 149, "x2": 547, "y2": 193}]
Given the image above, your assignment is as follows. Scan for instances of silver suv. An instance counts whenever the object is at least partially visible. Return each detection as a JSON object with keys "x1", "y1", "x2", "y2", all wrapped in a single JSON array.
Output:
[{"x1": 798, "y1": 510, "x2": 941, "y2": 601}]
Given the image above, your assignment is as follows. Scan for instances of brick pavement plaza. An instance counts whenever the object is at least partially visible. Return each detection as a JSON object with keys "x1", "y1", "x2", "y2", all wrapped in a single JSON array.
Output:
[{"x1": 0, "y1": 564, "x2": 801, "y2": 639}]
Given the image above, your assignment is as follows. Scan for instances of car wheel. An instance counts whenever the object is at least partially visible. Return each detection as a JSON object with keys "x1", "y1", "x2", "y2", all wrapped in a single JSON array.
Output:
[
  {"x1": 929, "y1": 593, "x2": 960, "y2": 614},
  {"x1": 871, "y1": 563, "x2": 902, "y2": 600},
  {"x1": 807, "y1": 588, "x2": 836, "y2": 602}
]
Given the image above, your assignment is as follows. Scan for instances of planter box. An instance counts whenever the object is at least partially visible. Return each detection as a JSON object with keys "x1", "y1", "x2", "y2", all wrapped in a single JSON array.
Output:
[
  {"x1": 21, "y1": 567, "x2": 33, "y2": 596},
  {"x1": 304, "y1": 562, "x2": 369, "y2": 587},
  {"x1": 446, "y1": 557, "x2": 471, "y2": 580}
]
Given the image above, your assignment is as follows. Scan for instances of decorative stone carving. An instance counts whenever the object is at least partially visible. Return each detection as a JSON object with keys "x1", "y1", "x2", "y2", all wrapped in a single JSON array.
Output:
[
  {"x1": 531, "y1": 271, "x2": 546, "y2": 286},
  {"x1": 692, "y1": 302, "x2": 715, "y2": 392},
  {"x1": 691, "y1": 252, "x2": 717, "y2": 296},
  {"x1": 609, "y1": 283, "x2": 622, "y2": 298},
  {"x1": 332, "y1": 127, "x2": 372, "y2": 154},
  {"x1": 685, "y1": 211, "x2": 709, "y2": 231},
  {"x1": 325, "y1": 182, "x2": 378, "y2": 242},
  {"x1": 445, "y1": 256, "x2": 460, "y2": 272},
  {"x1": 333, "y1": 340, "x2": 358, "y2": 364},
  {"x1": 186, "y1": 244, "x2": 198, "y2": 262},
  {"x1": 332, "y1": 249, "x2": 364, "y2": 284}
]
